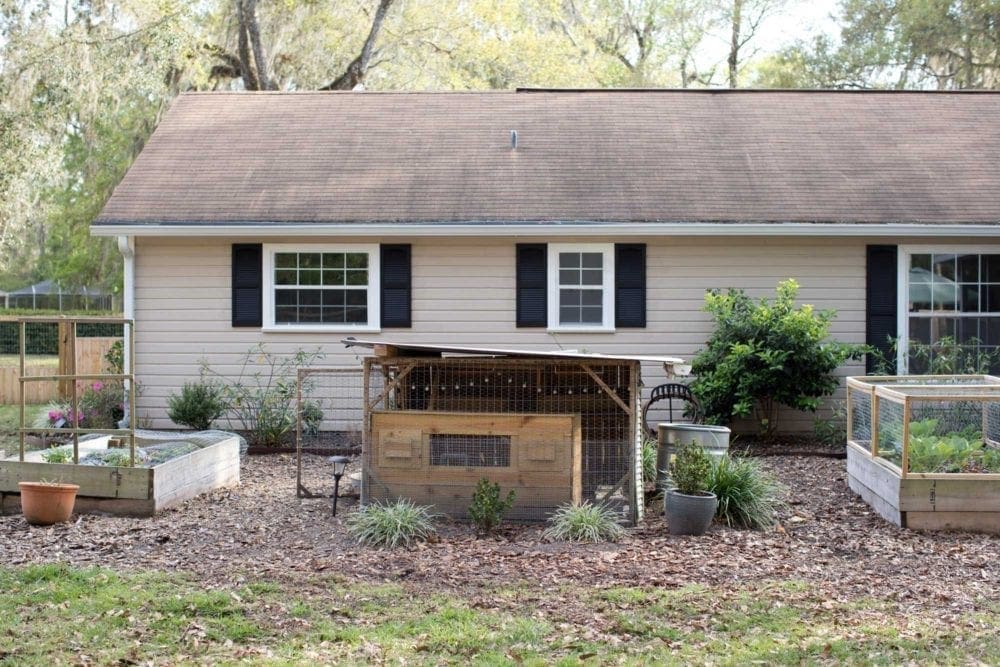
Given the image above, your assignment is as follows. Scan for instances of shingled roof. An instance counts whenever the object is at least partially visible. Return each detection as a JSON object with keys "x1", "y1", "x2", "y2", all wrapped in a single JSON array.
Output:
[{"x1": 93, "y1": 89, "x2": 1000, "y2": 227}]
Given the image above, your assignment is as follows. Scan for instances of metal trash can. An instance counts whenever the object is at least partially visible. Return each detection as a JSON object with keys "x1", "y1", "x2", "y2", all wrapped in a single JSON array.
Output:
[{"x1": 656, "y1": 423, "x2": 731, "y2": 489}]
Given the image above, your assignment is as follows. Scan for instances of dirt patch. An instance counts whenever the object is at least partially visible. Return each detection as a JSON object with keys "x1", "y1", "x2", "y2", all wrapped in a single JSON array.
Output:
[{"x1": 0, "y1": 452, "x2": 995, "y2": 615}]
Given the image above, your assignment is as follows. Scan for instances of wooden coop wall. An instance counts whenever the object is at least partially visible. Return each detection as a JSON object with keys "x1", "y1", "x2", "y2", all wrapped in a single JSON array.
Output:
[
  {"x1": 362, "y1": 356, "x2": 642, "y2": 523},
  {"x1": 369, "y1": 411, "x2": 581, "y2": 519}
]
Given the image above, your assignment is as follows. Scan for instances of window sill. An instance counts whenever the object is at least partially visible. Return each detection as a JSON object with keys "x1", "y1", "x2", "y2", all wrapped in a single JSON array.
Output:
[
  {"x1": 547, "y1": 327, "x2": 616, "y2": 334},
  {"x1": 261, "y1": 325, "x2": 381, "y2": 334}
]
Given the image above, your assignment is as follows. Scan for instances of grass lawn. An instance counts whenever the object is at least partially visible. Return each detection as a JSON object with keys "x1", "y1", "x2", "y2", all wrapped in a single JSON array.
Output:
[
  {"x1": 1, "y1": 564, "x2": 996, "y2": 666},
  {"x1": 0, "y1": 403, "x2": 48, "y2": 456}
]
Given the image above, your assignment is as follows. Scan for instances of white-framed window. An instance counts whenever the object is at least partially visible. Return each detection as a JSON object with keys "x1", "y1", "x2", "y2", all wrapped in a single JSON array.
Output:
[
  {"x1": 547, "y1": 243, "x2": 614, "y2": 332},
  {"x1": 899, "y1": 245, "x2": 1000, "y2": 372},
  {"x1": 263, "y1": 244, "x2": 380, "y2": 331}
]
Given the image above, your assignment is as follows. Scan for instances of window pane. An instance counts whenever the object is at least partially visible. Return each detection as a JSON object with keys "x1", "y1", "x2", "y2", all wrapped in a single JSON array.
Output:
[
  {"x1": 957, "y1": 318, "x2": 980, "y2": 344},
  {"x1": 932, "y1": 254, "x2": 955, "y2": 281},
  {"x1": 559, "y1": 306, "x2": 579, "y2": 324},
  {"x1": 581, "y1": 289, "x2": 602, "y2": 306},
  {"x1": 958, "y1": 254, "x2": 979, "y2": 282},
  {"x1": 984, "y1": 318, "x2": 1000, "y2": 346},
  {"x1": 345, "y1": 306, "x2": 367, "y2": 323},
  {"x1": 931, "y1": 283, "x2": 956, "y2": 311},
  {"x1": 346, "y1": 291, "x2": 367, "y2": 306},
  {"x1": 299, "y1": 289, "x2": 321, "y2": 306},
  {"x1": 275, "y1": 306, "x2": 297, "y2": 323},
  {"x1": 909, "y1": 317, "x2": 930, "y2": 344},
  {"x1": 984, "y1": 285, "x2": 1000, "y2": 313},
  {"x1": 322, "y1": 290, "x2": 346, "y2": 307},
  {"x1": 275, "y1": 253, "x2": 297, "y2": 269},
  {"x1": 581, "y1": 306, "x2": 603, "y2": 323},
  {"x1": 559, "y1": 253, "x2": 579, "y2": 268},
  {"x1": 299, "y1": 253, "x2": 321, "y2": 269},
  {"x1": 910, "y1": 254, "x2": 931, "y2": 272},
  {"x1": 346, "y1": 253, "x2": 368, "y2": 269},
  {"x1": 559, "y1": 269, "x2": 578, "y2": 286},
  {"x1": 581, "y1": 269, "x2": 602, "y2": 285},
  {"x1": 323, "y1": 253, "x2": 345, "y2": 269},
  {"x1": 275, "y1": 269, "x2": 297, "y2": 285},
  {"x1": 321, "y1": 307, "x2": 344, "y2": 323},
  {"x1": 561, "y1": 289, "x2": 581, "y2": 306},
  {"x1": 960, "y1": 284, "x2": 979, "y2": 312},
  {"x1": 300, "y1": 306, "x2": 321, "y2": 322},
  {"x1": 275, "y1": 289, "x2": 297, "y2": 306},
  {"x1": 346, "y1": 270, "x2": 368, "y2": 286},
  {"x1": 985, "y1": 255, "x2": 1000, "y2": 282},
  {"x1": 322, "y1": 270, "x2": 345, "y2": 286},
  {"x1": 581, "y1": 253, "x2": 602, "y2": 269}
]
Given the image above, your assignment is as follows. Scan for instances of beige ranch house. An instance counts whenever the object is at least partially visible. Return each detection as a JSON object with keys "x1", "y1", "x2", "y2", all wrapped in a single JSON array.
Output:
[{"x1": 91, "y1": 89, "x2": 1000, "y2": 432}]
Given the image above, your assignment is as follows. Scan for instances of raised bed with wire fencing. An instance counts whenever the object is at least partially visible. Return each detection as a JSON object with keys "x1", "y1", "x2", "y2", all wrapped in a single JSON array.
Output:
[{"x1": 846, "y1": 375, "x2": 1000, "y2": 533}]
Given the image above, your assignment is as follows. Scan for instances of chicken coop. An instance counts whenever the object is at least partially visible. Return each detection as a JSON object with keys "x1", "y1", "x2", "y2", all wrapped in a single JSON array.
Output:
[{"x1": 348, "y1": 341, "x2": 682, "y2": 524}]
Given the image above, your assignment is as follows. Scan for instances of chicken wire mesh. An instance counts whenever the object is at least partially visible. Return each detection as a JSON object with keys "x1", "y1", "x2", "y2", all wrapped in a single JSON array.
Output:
[
  {"x1": 849, "y1": 375, "x2": 1000, "y2": 474},
  {"x1": 295, "y1": 367, "x2": 364, "y2": 498},
  {"x1": 0, "y1": 318, "x2": 128, "y2": 462},
  {"x1": 361, "y1": 356, "x2": 642, "y2": 524}
]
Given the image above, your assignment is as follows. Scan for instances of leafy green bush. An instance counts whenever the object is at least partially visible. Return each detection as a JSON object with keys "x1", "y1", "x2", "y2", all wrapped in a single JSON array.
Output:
[
  {"x1": 813, "y1": 400, "x2": 847, "y2": 448},
  {"x1": 41, "y1": 447, "x2": 73, "y2": 464},
  {"x1": 300, "y1": 400, "x2": 324, "y2": 437},
  {"x1": 669, "y1": 443, "x2": 712, "y2": 496},
  {"x1": 708, "y1": 455, "x2": 785, "y2": 529},
  {"x1": 167, "y1": 380, "x2": 227, "y2": 430},
  {"x1": 467, "y1": 478, "x2": 516, "y2": 535},
  {"x1": 205, "y1": 344, "x2": 324, "y2": 448},
  {"x1": 543, "y1": 502, "x2": 625, "y2": 543},
  {"x1": 346, "y1": 500, "x2": 440, "y2": 548},
  {"x1": 641, "y1": 438, "x2": 658, "y2": 486},
  {"x1": 881, "y1": 418, "x2": 997, "y2": 473},
  {"x1": 690, "y1": 279, "x2": 864, "y2": 437}
]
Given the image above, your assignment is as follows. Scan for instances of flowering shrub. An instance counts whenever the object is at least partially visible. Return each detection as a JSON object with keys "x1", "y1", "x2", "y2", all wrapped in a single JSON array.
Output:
[{"x1": 34, "y1": 380, "x2": 125, "y2": 430}]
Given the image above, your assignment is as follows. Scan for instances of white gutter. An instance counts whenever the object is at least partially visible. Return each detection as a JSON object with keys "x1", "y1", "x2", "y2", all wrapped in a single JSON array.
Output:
[
  {"x1": 93, "y1": 222, "x2": 1000, "y2": 238},
  {"x1": 117, "y1": 235, "x2": 135, "y2": 423}
]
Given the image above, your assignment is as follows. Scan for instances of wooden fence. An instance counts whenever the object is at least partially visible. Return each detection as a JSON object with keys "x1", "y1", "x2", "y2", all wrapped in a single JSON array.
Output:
[{"x1": 0, "y1": 337, "x2": 119, "y2": 404}]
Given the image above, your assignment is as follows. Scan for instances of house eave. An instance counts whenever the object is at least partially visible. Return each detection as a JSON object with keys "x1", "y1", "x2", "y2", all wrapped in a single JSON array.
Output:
[{"x1": 89, "y1": 221, "x2": 1000, "y2": 238}]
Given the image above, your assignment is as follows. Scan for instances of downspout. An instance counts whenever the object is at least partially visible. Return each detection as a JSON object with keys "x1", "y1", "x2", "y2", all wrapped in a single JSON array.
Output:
[{"x1": 117, "y1": 235, "x2": 135, "y2": 425}]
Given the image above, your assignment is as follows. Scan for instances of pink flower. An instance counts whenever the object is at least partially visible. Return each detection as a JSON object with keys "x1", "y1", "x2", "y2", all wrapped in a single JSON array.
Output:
[{"x1": 91, "y1": 381, "x2": 104, "y2": 392}]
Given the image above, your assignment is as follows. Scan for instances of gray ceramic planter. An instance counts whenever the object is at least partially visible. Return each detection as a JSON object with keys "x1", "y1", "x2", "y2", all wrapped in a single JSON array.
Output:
[{"x1": 664, "y1": 489, "x2": 718, "y2": 535}]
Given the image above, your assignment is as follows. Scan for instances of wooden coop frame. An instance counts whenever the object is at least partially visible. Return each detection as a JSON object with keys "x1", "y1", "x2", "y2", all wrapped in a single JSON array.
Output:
[
  {"x1": 846, "y1": 375, "x2": 1000, "y2": 534},
  {"x1": 350, "y1": 341, "x2": 675, "y2": 525}
]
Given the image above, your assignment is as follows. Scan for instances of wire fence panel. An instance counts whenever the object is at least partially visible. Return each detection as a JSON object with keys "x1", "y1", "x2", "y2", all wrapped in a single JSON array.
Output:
[
  {"x1": 361, "y1": 356, "x2": 641, "y2": 524},
  {"x1": 295, "y1": 368, "x2": 364, "y2": 498}
]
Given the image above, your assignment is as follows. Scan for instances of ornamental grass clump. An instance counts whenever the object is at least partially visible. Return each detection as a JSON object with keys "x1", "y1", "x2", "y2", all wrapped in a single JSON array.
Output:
[
  {"x1": 543, "y1": 502, "x2": 626, "y2": 543},
  {"x1": 346, "y1": 499, "x2": 440, "y2": 549},
  {"x1": 708, "y1": 454, "x2": 785, "y2": 529}
]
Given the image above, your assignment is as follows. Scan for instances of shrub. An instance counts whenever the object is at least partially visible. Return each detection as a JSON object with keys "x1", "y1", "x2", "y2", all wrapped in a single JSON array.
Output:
[
  {"x1": 78, "y1": 380, "x2": 125, "y2": 429},
  {"x1": 41, "y1": 447, "x2": 73, "y2": 464},
  {"x1": 708, "y1": 455, "x2": 785, "y2": 529},
  {"x1": 543, "y1": 502, "x2": 625, "y2": 543},
  {"x1": 206, "y1": 344, "x2": 324, "y2": 448},
  {"x1": 641, "y1": 438, "x2": 658, "y2": 486},
  {"x1": 813, "y1": 400, "x2": 847, "y2": 448},
  {"x1": 690, "y1": 279, "x2": 865, "y2": 437},
  {"x1": 346, "y1": 500, "x2": 440, "y2": 548},
  {"x1": 300, "y1": 400, "x2": 324, "y2": 437},
  {"x1": 467, "y1": 478, "x2": 516, "y2": 535},
  {"x1": 669, "y1": 443, "x2": 712, "y2": 496},
  {"x1": 167, "y1": 380, "x2": 227, "y2": 430}
]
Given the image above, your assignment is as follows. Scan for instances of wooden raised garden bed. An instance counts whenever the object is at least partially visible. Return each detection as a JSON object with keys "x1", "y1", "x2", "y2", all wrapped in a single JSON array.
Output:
[
  {"x1": 846, "y1": 375, "x2": 1000, "y2": 534},
  {"x1": 0, "y1": 434, "x2": 241, "y2": 517}
]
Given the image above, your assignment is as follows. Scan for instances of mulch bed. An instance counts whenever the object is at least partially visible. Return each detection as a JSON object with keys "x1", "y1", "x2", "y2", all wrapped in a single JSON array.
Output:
[{"x1": 0, "y1": 450, "x2": 996, "y2": 616}]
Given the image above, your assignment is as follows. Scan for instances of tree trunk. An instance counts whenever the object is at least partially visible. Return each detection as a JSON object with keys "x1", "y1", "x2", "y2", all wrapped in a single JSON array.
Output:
[
  {"x1": 321, "y1": 0, "x2": 395, "y2": 90},
  {"x1": 727, "y1": 0, "x2": 742, "y2": 88},
  {"x1": 242, "y1": 0, "x2": 273, "y2": 90},
  {"x1": 234, "y1": 0, "x2": 260, "y2": 90}
]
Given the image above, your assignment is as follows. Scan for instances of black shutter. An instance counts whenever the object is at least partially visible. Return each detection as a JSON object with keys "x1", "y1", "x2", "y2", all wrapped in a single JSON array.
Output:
[
  {"x1": 866, "y1": 245, "x2": 898, "y2": 373},
  {"x1": 381, "y1": 244, "x2": 411, "y2": 328},
  {"x1": 232, "y1": 244, "x2": 262, "y2": 327},
  {"x1": 516, "y1": 244, "x2": 547, "y2": 327},
  {"x1": 615, "y1": 243, "x2": 646, "y2": 328}
]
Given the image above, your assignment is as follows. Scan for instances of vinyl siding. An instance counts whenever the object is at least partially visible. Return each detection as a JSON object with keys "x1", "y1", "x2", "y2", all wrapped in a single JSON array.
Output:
[{"x1": 132, "y1": 235, "x2": 994, "y2": 432}]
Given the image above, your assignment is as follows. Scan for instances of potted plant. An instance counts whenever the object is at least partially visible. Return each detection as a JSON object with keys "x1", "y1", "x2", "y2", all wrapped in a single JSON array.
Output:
[
  {"x1": 664, "y1": 442, "x2": 717, "y2": 535},
  {"x1": 18, "y1": 479, "x2": 80, "y2": 526}
]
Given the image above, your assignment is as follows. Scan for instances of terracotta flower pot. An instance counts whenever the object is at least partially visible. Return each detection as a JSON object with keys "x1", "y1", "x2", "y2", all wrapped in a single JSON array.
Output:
[{"x1": 18, "y1": 482, "x2": 80, "y2": 526}]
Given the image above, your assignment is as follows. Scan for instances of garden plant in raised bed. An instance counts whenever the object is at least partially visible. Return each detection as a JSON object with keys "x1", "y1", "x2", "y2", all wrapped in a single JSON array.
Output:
[{"x1": 882, "y1": 418, "x2": 1000, "y2": 473}]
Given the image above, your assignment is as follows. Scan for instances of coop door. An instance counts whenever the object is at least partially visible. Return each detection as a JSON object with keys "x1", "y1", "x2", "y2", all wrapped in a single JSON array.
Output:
[{"x1": 375, "y1": 428, "x2": 422, "y2": 469}]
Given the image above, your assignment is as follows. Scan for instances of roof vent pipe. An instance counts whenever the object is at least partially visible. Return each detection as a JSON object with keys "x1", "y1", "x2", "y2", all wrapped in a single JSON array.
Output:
[{"x1": 510, "y1": 130, "x2": 517, "y2": 149}]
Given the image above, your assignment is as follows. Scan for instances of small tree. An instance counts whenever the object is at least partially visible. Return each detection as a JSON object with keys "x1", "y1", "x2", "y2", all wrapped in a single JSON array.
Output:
[
  {"x1": 690, "y1": 279, "x2": 864, "y2": 437},
  {"x1": 467, "y1": 478, "x2": 516, "y2": 536}
]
